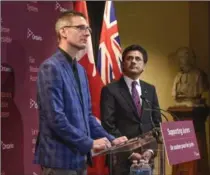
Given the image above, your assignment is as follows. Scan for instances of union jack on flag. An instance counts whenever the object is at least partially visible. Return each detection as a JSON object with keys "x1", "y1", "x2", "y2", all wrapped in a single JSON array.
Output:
[{"x1": 97, "y1": 1, "x2": 122, "y2": 85}]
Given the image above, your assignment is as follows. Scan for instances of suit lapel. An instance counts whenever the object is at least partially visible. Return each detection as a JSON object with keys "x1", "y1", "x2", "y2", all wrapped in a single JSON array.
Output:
[
  {"x1": 56, "y1": 50, "x2": 83, "y2": 107},
  {"x1": 140, "y1": 80, "x2": 148, "y2": 97},
  {"x1": 118, "y1": 77, "x2": 140, "y2": 120},
  {"x1": 76, "y1": 64, "x2": 86, "y2": 109},
  {"x1": 140, "y1": 80, "x2": 148, "y2": 118}
]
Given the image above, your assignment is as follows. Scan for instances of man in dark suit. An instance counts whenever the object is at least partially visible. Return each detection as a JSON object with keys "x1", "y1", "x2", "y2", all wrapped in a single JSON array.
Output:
[
  {"x1": 34, "y1": 10, "x2": 127, "y2": 175},
  {"x1": 101, "y1": 44, "x2": 162, "y2": 175}
]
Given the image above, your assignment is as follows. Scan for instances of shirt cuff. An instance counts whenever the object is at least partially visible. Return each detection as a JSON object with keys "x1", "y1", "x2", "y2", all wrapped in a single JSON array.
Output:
[
  {"x1": 147, "y1": 149, "x2": 154, "y2": 155},
  {"x1": 128, "y1": 152, "x2": 135, "y2": 159}
]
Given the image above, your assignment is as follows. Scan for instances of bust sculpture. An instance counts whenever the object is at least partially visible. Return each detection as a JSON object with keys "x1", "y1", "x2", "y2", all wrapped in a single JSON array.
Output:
[{"x1": 172, "y1": 47, "x2": 209, "y2": 106}]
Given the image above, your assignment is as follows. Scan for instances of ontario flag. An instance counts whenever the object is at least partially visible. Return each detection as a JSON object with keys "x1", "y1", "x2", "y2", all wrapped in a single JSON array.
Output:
[
  {"x1": 74, "y1": 1, "x2": 108, "y2": 175},
  {"x1": 74, "y1": 1, "x2": 104, "y2": 119},
  {"x1": 97, "y1": 1, "x2": 122, "y2": 84}
]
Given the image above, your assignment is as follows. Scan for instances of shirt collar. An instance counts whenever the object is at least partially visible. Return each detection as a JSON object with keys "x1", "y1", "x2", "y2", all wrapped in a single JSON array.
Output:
[
  {"x1": 124, "y1": 75, "x2": 140, "y2": 87},
  {"x1": 58, "y1": 47, "x2": 76, "y2": 65}
]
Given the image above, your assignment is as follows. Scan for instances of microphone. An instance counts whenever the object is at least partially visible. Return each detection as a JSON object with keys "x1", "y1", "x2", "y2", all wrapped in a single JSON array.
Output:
[
  {"x1": 140, "y1": 95, "x2": 179, "y2": 121},
  {"x1": 141, "y1": 95, "x2": 169, "y2": 122},
  {"x1": 140, "y1": 95, "x2": 163, "y2": 143}
]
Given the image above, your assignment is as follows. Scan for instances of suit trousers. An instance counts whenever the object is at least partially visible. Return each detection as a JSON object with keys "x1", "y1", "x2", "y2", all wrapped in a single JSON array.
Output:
[{"x1": 109, "y1": 152, "x2": 131, "y2": 175}]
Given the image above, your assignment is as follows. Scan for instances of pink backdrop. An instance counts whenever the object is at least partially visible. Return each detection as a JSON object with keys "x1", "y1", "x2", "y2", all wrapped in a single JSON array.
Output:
[{"x1": 1, "y1": 2, "x2": 73, "y2": 175}]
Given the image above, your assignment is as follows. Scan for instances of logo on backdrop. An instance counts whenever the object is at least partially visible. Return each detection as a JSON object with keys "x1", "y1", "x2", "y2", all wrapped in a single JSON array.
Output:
[
  {"x1": 55, "y1": 1, "x2": 67, "y2": 12},
  {"x1": 27, "y1": 28, "x2": 43, "y2": 41},
  {"x1": 29, "y1": 56, "x2": 36, "y2": 64},
  {"x1": 27, "y1": 2, "x2": 39, "y2": 12},
  {"x1": 31, "y1": 128, "x2": 39, "y2": 154},
  {"x1": 1, "y1": 65, "x2": 12, "y2": 72},
  {"x1": 1, "y1": 19, "x2": 12, "y2": 44},
  {"x1": 29, "y1": 65, "x2": 39, "y2": 72},
  {"x1": 30, "y1": 98, "x2": 38, "y2": 109},
  {"x1": 1, "y1": 26, "x2": 10, "y2": 33},
  {"x1": 1, "y1": 91, "x2": 11, "y2": 118},
  {"x1": 28, "y1": 56, "x2": 38, "y2": 82},
  {"x1": 1, "y1": 111, "x2": 9, "y2": 118},
  {"x1": 1, "y1": 141, "x2": 14, "y2": 150},
  {"x1": 1, "y1": 64, "x2": 12, "y2": 118}
]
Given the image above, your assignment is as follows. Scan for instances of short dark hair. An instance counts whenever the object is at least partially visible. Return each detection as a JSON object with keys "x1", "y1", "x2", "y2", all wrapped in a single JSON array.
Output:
[{"x1": 122, "y1": 44, "x2": 148, "y2": 64}]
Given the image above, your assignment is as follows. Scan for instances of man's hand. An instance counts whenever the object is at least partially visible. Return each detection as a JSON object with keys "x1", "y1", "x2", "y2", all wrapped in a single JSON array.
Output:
[
  {"x1": 92, "y1": 137, "x2": 111, "y2": 151},
  {"x1": 112, "y1": 136, "x2": 128, "y2": 146},
  {"x1": 129, "y1": 152, "x2": 142, "y2": 161},
  {"x1": 142, "y1": 150, "x2": 153, "y2": 161}
]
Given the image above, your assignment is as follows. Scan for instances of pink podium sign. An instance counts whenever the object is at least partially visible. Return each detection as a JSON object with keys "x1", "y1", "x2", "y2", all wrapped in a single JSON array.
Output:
[{"x1": 161, "y1": 120, "x2": 200, "y2": 165}]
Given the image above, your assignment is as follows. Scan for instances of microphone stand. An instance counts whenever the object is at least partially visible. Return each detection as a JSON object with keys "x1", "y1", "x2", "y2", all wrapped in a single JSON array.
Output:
[
  {"x1": 140, "y1": 96, "x2": 164, "y2": 144},
  {"x1": 140, "y1": 95, "x2": 179, "y2": 121},
  {"x1": 140, "y1": 96, "x2": 167, "y2": 175}
]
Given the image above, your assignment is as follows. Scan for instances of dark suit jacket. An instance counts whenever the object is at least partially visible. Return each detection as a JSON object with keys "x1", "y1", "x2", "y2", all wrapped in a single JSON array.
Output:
[{"x1": 100, "y1": 76, "x2": 162, "y2": 154}]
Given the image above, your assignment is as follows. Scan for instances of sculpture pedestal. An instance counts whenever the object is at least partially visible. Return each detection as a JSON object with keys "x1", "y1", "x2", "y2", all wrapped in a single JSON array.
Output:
[{"x1": 168, "y1": 106, "x2": 209, "y2": 175}]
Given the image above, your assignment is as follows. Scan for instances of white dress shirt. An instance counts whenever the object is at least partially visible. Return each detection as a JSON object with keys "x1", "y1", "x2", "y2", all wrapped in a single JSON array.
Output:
[{"x1": 124, "y1": 75, "x2": 142, "y2": 105}]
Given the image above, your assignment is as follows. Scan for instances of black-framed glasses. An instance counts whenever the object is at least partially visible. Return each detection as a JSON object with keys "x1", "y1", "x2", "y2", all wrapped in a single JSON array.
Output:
[{"x1": 63, "y1": 25, "x2": 92, "y2": 34}]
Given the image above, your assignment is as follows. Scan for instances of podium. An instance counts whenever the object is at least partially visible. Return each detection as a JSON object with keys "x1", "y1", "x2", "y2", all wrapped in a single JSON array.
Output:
[
  {"x1": 92, "y1": 131, "x2": 159, "y2": 175},
  {"x1": 92, "y1": 131, "x2": 157, "y2": 157},
  {"x1": 168, "y1": 106, "x2": 209, "y2": 175}
]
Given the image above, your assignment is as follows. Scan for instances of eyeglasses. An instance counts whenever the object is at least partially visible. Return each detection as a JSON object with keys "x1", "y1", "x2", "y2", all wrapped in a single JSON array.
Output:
[{"x1": 63, "y1": 25, "x2": 92, "y2": 34}]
